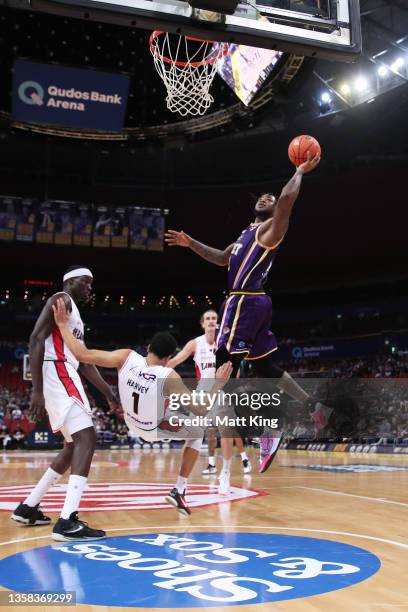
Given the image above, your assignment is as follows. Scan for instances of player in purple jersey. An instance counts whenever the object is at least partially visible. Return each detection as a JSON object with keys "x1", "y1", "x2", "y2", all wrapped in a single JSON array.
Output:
[{"x1": 165, "y1": 152, "x2": 329, "y2": 490}]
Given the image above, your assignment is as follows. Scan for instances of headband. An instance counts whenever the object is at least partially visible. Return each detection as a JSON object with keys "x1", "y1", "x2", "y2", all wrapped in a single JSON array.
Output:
[{"x1": 63, "y1": 268, "x2": 93, "y2": 282}]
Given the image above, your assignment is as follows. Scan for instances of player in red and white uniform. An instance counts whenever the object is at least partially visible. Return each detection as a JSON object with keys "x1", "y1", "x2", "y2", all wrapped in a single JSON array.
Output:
[
  {"x1": 168, "y1": 310, "x2": 252, "y2": 479},
  {"x1": 11, "y1": 266, "x2": 116, "y2": 541},
  {"x1": 52, "y1": 298, "x2": 233, "y2": 517}
]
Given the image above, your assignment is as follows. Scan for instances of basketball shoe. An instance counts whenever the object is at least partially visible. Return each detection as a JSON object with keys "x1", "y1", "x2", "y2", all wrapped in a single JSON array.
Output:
[
  {"x1": 165, "y1": 488, "x2": 191, "y2": 517},
  {"x1": 218, "y1": 471, "x2": 231, "y2": 495},
  {"x1": 242, "y1": 459, "x2": 252, "y2": 474},
  {"x1": 259, "y1": 432, "x2": 284, "y2": 474},
  {"x1": 11, "y1": 503, "x2": 51, "y2": 526},
  {"x1": 52, "y1": 512, "x2": 106, "y2": 541},
  {"x1": 202, "y1": 464, "x2": 217, "y2": 475}
]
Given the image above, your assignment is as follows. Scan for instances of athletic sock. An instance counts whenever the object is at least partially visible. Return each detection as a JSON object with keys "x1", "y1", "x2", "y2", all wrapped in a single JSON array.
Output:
[
  {"x1": 221, "y1": 458, "x2": 232, "y2": 474},
  {"x1": 60, "y1": 475, "x2": 87, "y2": 520},
  {"x1": 240, "y1": 452, "x2": 248, "y2": 462},
  {"x1": 175, "y1": 476, "x2": 187, "y2": 494},
  {"x1": 208, "y1": 456, "x2": 215, "y2": 467},
  {"x1": 24, "y1": 468, "x2": 62, "y2": 507}
]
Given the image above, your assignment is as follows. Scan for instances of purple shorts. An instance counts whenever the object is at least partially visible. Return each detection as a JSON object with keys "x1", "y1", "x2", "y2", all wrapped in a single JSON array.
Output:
[{"x1": 215, "y1": 293, "x2": 278, "y2": 360}]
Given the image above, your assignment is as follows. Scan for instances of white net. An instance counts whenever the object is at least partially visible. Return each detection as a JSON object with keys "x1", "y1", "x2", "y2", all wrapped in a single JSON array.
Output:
[{"x1": 150, "y1": 32, "x2": 228, "y2": 117}]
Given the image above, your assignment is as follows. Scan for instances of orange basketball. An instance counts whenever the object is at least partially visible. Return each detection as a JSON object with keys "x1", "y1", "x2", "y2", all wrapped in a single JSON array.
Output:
[{"x1": 288, "y1": 135, "x2": 321, "y2": 167}]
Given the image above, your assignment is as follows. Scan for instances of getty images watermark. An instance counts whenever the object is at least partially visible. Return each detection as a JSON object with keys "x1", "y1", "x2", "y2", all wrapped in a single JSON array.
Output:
[{"x1": 167, "y1": 390, "x2": 281, "y2": 429}]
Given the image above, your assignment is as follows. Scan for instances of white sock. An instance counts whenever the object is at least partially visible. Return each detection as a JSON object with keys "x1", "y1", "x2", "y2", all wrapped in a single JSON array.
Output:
[
  {"x1": 222, "y1": 458, "x2": 232, "y2": 474},
  {"x1": 208, "y1": 456, "x2": 215, "y2": 466},
  {"x1": 175, "y1": 476, "x2": 187, "y2": 494},
  {"x1": 240, "y1": 452, "x2": 248, "y2": 461},
  {"x1": 24, "y1": 468, "x2": 62, "y2": 507},
  {"x1": 60, "y1": 475, "x2": 87, "y2": 519}
]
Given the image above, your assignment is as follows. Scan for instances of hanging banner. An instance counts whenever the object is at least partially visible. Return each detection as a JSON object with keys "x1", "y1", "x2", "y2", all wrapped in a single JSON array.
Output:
[
  {"x1": 15, "y1": 198, "x2": 36, "y2": 242},
  {"x1": 36, "y1": 200, "x2": 56, "y2": 244},
  {"x1": 73, "y1": 203, "x2": 92, "y2": 246},
  {"x1": 111, "y1": 207, "x2": 128, "y2": 248},
  {"x1": 0, "y1": 196, "x2": 18, "y2": 242},
  {"x1": 93, "y1": 205, "x2": 111, "y2": 248},
  {"x1": 54, "y1": 201, "x2": 74, "y2": 245}
]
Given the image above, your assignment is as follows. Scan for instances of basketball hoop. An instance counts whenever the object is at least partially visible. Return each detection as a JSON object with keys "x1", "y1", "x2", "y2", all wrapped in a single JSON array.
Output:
[{"x1": 149, "y1": 31, "x2": 229, "y2": 117}]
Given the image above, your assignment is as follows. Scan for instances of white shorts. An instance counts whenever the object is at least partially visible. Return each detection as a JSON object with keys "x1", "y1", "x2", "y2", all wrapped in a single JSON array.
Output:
[
  {"x1": 59, "y1": 402, "x2": 94, "y2": 443},
  {"x1": 124, "y1": 418, "x2": 204, "y2": 442},
  {"x1": 43, "y1": 360, "x2": 92, "y2": 435}
]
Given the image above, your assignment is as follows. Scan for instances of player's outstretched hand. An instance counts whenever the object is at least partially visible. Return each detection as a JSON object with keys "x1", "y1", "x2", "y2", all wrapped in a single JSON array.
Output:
[
  {"x1": 52, "y1": 297, "x2": 70, "y2": 327},
  {"x1": 164, "y1": 229, "x2": 192, "y2": 247},
  {"x1": 215, "y1": 361, "x2": 233, "y2": 386},
  {"x1": 298, "y1": 151, "x2": 320, "y2": 174}
]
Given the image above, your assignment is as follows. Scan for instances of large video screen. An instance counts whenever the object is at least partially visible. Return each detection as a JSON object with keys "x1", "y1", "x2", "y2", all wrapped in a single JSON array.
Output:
[{"x1": 217, "y1": 42, "x2": 283, "y2": 106}]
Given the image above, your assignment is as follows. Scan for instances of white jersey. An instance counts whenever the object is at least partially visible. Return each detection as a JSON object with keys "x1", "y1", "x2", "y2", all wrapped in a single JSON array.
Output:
[
  {"x1": 119, "y1": 350, "x2": 173, "y2": 437},
  {"x1": 193, "y1": 334, "x2": 216, "y2": 380},
  {"x1": 44, "y1": 292, "x2": 84, "y2": 371}
]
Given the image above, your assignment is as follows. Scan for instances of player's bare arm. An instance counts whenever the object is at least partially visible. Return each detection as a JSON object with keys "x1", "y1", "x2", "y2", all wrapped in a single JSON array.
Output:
[
  {"x1": 53, "y1": 298, "x2": 131, "y2": 370},
  {"x1": 29, "y1": 292, "x2": 72, "y2": 420},
  {"x1": 164, "y1": 362, "x2": 233, "y2": 416},
  {"x1": 165, "y1": 229, "x2": 234, "y2": 267},
  {"x1": 167, "y1": 339, "x2": 196, "y2": 369},
  {"x1": 258, "y1": 152, "x2": 320, "y2": 248},
  {"x1": 78, "y1": 363, "x2": 117, "y2": 404}
]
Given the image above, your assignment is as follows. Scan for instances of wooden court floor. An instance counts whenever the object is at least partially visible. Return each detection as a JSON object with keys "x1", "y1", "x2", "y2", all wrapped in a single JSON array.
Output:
[{"x1": 0, "y1": 447, "x2": 407, "y2": 611}]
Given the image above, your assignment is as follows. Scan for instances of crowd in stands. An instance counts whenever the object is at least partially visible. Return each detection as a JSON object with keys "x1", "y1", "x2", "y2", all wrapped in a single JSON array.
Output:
[{"x1": 0, "y1": 353, "x2": 407, "y2": 449}]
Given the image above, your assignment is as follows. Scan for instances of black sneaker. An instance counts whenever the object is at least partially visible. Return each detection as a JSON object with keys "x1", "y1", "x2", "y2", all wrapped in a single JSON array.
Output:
[
  {"x1": 52, "y1": 512, "x2": 106, "y2": 542},
  {"x1": 165, "y1": 488, "x2": 191, "y2": 517},
  {"x1": 11, "y1": 502, "x2": 51, "y2": 526}
]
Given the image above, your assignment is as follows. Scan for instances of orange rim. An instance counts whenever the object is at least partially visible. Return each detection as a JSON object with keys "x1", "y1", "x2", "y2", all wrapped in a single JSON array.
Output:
[{"x1": 149, "y1": 30, "x2": 229, "y2": 68}]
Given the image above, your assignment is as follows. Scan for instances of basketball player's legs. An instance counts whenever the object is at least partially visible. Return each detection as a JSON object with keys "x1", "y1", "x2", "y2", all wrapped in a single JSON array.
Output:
[
  {"x1": 11, "y1": 404, "x2": 98, "y2": 531},
  {"x1": 248, "y1": 352, "x2": 331, "y2": 472},
  {"x1": 202, "y1": 427, "x2": 217, "y2": 474},
  {"x1": 11, "y1": 442, "x2": 75, "y2": 526},
  {"x1": 234, "y1": 436, "x2": 251, "y2": 473},
  {"x1": 166, "y1": 438, "x2": 202, "y2": 517},
  {"x1": 214, "y1": 346, "x2": 243, "y2": 494}
]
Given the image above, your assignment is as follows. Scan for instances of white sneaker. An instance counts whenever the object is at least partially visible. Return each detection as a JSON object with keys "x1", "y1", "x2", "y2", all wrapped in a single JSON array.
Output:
[
  {"x1": 202, "y1": 464, "x2": 217, "y2": 475},
  {"x1": 218, "y1": 471, "x2": 230, "y2": 495},
  {"x1": 242, "y1": 459, "x2": 252, "y2": 474}
]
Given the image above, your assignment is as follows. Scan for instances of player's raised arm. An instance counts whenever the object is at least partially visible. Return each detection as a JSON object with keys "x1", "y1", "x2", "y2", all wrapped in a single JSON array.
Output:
[
  {"x1": 53, "y1": 298, "x2": 131, "y2": 369},
  {"x1": 164, "y1": 362, "x2": 233, "y2": 416},
  {"x1": 165, "y1": 229, "x2": 234, "y2": 267},
  {"x1": 167, "y1": 339, "x2": 196, "y2": 369},
  {"x1": 258, "y1": 152, "x2": 320, "y2": 248}
]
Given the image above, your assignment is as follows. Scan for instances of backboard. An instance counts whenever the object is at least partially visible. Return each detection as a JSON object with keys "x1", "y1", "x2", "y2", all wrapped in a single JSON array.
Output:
[{"x1": 31, "y1": 0, "x2": 361, "y2": 62}]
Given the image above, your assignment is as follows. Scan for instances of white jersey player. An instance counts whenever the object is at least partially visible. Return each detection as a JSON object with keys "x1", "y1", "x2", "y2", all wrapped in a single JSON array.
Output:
[
  {"x1": 11, "y1": 266, "x2": 116, "y2": 542},
  {"x1": 167, "y1": 310, "x2": 252, "y2": 486},
  {"x1": 52, "y1": 297, "x2": 233, "y2": 517}
]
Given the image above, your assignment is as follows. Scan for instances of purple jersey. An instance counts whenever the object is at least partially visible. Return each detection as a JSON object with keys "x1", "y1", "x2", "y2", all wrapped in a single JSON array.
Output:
[{"x1": 227, "y1": 224, "x2": 278, "y2": 292}]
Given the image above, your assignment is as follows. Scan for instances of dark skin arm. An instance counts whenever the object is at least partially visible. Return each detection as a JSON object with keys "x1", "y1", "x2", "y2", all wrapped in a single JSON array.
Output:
[
  {"x1": 29, "y1": 292, "x2": 72, "y2": 421},
  {"x1": 258, "y1": 152, "x2": 320, "y2": 248},
  {"x1": 78, "y1": 363, "x2": 117, "y2": 406},
  {"x1": 165, "y1": 230, "x2": 234, "y2": 267}
]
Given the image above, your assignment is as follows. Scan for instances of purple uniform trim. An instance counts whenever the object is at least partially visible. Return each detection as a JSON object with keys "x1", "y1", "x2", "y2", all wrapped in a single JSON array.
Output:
[{"x1": 227, "y1": 224, "x2": 278, "y2": 292}]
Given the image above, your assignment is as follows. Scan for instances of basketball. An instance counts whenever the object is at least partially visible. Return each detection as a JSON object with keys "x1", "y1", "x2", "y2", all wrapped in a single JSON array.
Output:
[{"x1": 288, "y1": 134, "x2": 321, "y2": 166}]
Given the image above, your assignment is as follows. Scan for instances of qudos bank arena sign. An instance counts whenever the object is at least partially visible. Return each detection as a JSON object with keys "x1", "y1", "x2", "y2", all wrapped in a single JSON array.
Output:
[{"x1": 12, "y1": 60, "x2": 129, "y2": 131}]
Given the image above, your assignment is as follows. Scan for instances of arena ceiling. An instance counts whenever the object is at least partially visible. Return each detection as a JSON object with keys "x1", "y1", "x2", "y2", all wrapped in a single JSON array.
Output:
[{"x1": 0, "y1": 0, "x2": 407, "y2": 141}]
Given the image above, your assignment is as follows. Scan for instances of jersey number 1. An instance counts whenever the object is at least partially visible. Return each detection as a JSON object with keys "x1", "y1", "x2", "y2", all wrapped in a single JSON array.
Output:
[{"x1": 132, "y1": 392, "x2": 139, "y2": 415}]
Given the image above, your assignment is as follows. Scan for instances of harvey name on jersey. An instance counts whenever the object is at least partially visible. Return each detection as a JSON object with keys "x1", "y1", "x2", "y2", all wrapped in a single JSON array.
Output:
[{"x1": 119, "y1": 351, "x2": 171, "y2": 433}]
